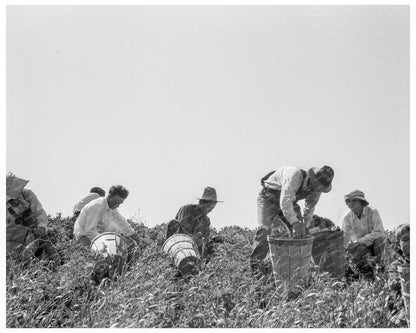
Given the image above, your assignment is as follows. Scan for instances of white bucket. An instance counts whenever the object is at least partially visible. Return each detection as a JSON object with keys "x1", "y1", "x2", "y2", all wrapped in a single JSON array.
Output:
[
  {"x1": 162, "y1": 233, "x2": 200, "y2": 276},
  {"x1": 90, "y1": 232, "x2": 128, "y2": 257}
]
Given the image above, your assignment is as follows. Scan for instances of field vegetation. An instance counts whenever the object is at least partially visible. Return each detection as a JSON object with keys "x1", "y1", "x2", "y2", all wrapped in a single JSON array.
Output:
[{"x1": 6, "y1": 214, "x2": 408, "y2": 328}]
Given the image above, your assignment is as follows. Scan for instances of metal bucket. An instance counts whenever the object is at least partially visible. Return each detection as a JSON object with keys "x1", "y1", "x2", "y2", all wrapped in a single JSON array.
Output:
[
  {"x1": 311, "y1": 229, "x2": 345, "y2": 278},
  {"x1": 397, "y1": 264, "x2": 410, "y2": 324},
  {"x1": 90, "y1": 232, "x2": 128, "y2": 257},
  {"x1": 267, "y1": 235, "x2": 314, "y2": 288},
  {"x1": 162, "y1": 233, "x2": 200, "y2": 276}
]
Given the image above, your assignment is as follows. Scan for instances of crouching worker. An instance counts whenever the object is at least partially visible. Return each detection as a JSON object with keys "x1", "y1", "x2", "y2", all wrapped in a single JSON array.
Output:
[
  {"x1": 6, "y1": 173, "x2": 60, "y2": 264},
  {"x1": 341, "y1": 190, "x2": 385, "y2": 275},
  {"x1": 73, "y1": 185, "x2": 141, "y2": 284},
  {"x1": 69, "y1": 187, "x2": 106, "y2": 238},
  {"x1": 164, "y1": 187, "x2": 223, "y2": 276}
]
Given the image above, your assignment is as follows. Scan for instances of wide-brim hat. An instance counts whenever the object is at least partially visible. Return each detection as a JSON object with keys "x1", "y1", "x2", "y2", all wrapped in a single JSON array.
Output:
[
  {"x1": 6, "y1": 173, "x2": 29, "y2": 201},
  {"x1": 196, "y1": 187, "x2": 223, "y2": 202},
  {"x1": 344, "y1": 189, "x2": 369, "y2": 206},
  {"x1": 308, "y1": 166, "x2": 334, "y2": 193}
]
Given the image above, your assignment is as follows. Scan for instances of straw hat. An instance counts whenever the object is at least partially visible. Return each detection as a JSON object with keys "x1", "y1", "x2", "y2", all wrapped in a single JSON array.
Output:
[
  {"x1": 344, "y1": 189, "x2": 369, "y2": 206},
  {"x1": 308, "y1": 166, "x2": 334, "y2": 193},
  {"x1": 196, "y1": 187, "x2": 223, "y2": 202},
  {"x1": 6, "y1": 173, "x2": 29, "y2": 201}
]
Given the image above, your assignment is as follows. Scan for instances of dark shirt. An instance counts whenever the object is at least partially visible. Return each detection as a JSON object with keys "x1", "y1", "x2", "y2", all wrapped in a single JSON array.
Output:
[{"x1": 175, "y1": 204, "x2": 210, "y2": 247}]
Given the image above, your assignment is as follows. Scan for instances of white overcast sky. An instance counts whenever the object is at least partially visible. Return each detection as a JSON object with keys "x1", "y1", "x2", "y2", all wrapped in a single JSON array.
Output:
[{"x1": 5, "y1": 4, "x2": 412, "y2": 233}]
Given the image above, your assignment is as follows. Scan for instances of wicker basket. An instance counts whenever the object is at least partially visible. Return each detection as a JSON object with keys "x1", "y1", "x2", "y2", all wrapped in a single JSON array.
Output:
[
  {"x1": 162, "y1": 233, "x2": 200, "y2": 276},
  {"x1": 267, "y1": 235, "x2": 314, "y2": 287},
  {"x1": 311, "y1": 229, "x2": 345, "y2": 278}
]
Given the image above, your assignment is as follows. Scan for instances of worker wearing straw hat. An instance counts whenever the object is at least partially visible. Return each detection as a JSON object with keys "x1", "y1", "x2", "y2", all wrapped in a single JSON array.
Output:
[
  {"x1": 250, "y1": 165, "x2": 334, "y2": 275},
  {"x1": 341, "y1": 190, "x2": 385, "y2": 272},
  {"x1": 166, "y1": 186, "x2": 223, "y2": 256},
  {"x1": 6, "y1": 172, "x2": 60, "y2": 263}
]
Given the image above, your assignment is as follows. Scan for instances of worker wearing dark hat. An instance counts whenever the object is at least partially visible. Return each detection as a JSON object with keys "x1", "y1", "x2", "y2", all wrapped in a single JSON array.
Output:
[
  {"x1": 251, "y1": 165, "x2": 334, "y2": 275},
  {"x1": 341, "y1": 190, "x2": 385, "y2": 272},
  {"x1": 166, "y1": 187, "x2": 223, "y2": 256}
]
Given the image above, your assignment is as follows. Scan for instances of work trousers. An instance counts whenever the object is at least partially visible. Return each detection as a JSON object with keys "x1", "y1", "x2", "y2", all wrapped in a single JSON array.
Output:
[
  {"x1": 250, "y1": 188, "x2": 303, "y2": 265},
  {"x1": 347, "y1": 236, "x2": 385, "y2": 271}
]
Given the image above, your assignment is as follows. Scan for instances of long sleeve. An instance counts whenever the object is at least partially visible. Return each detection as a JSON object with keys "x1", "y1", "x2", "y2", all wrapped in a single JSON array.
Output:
[
  {"x1": 111, "y1": 209, "x2": 135, "y2": 237},
  {"x1": 73, "y1": 202, "x2": 102, "y2": 240},
  {"x1": 303, "y1": 192, "x2": 321, "y2": 227},
  {"x1": 24, "y1": 189, "x2": 49, "y2": 228},
  {"x1": 341, "y1": 213, "x2": 356, "y2": 245},
  {"x1": 358, "y1": 208, "x2": 385, "y2": 246},
  {"x1": 73, "y1": 208, "x2": 90, "y2": 240},
  {"x1": 176, "y1": 205, "x2": 196, "y2": 235},
  {"x1": 175, "y1": 204, "x2": 210, "y2": 243},
  {"x1": 279, "y1": 175, "x2": 303, "y2": 225}
]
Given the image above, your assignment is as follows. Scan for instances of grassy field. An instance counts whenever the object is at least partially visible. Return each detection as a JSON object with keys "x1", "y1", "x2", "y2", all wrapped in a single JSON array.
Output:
[{"x1": 6, "y1": 214, "x2": 409, "y2": 328}]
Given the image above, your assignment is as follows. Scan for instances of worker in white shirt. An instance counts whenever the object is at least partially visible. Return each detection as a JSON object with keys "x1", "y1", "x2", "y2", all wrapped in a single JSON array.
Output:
[
  {"x1": 251, "y1": 165, "x2": 334, "y2": 275},
  {"x1": 73, "y1": 187, "x2": 106, "y2": 217},
  {"x1": 73, "y1": 185, "x2": 141, "y2": 247},
  {"x1": 68, "y1": 187, "x2": 106, "y2": 239},
  {"x1": 341, "y1": 189, "x2": 385, "y2": 271}
]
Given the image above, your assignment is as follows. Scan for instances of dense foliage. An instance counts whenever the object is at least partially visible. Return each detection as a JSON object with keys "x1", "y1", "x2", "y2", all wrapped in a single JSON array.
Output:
[{"x1": 6, "y1": 214, "x2": 408, "y2": 328}]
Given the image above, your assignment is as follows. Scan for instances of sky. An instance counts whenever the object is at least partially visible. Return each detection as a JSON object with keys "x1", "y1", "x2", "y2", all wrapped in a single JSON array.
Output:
[{"x1": 5, "y1": 4, "x2": 411, "y2": 233}]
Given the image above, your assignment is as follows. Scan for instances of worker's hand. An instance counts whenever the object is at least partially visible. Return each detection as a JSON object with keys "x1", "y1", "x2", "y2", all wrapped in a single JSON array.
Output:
[
  {"x1": 292, "y1": 221, "x2": 306, "y2": 239},
  {"x1": 129, "y1": 232, "x2": 141, "y2": 246},
  {"x1": 346, "y1": 240, "x2": 358, "y2": 250},
  {"x1": 194, "y1": 232, "x2": 203, "y2": 248},
  {"x1": 78, "y1": 235, "x2": 91, "y2": 247},
  {"x1": 35, "y1": 227, "x2": 47, "y2": 239}
]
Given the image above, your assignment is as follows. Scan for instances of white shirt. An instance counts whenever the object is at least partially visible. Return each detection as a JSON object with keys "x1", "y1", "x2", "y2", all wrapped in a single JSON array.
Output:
[
  {"x1": 73, "y1": 197, "x2": 135, "y2": 241},
  {"x1": 264, "y1": 166, "x2": 322, "y2": 226},
  {"x1": 341, "y1": 205, "x2": 385, "y2": 247},
  {"x1": 73, "y1": 193, "x2": 101, "y2": 214}
]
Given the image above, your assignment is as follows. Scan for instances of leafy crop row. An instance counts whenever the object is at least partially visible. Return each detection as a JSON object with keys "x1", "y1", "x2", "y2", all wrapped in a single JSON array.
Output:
[{"x1": 6, "y1": 214, "x2": 408, "y2": 328}]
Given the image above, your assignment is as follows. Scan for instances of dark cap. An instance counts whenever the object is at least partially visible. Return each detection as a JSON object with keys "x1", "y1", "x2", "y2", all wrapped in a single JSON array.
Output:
[
  {"x1": 308, "y1": 166, "x2": 334, "y2": 193},
  {"x1": 90, "y1": 187, "x2": 105, "y2": 197}
]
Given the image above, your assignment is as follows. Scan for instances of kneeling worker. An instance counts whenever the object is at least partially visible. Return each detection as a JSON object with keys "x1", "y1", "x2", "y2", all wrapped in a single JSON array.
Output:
[
  {"x1": 341, "y1": 190, "x2": 385, "y2": 272},
  {"x1": 166, "y1": 186, "x2": 223, "y2": 257},
  {"x1": 73, "y1": 185, "x2": 141, "y2": 247}
]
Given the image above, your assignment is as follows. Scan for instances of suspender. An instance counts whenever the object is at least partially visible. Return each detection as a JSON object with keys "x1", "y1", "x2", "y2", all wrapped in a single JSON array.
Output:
[{"x1": 261, "y1": 168, "x2": 310, "y2": 200}]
